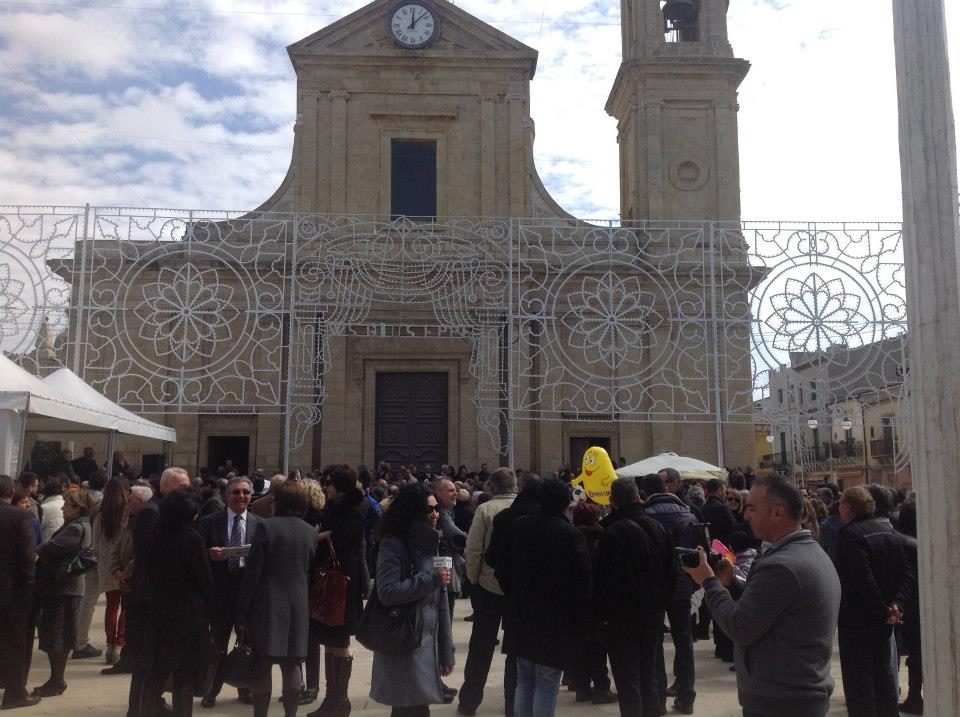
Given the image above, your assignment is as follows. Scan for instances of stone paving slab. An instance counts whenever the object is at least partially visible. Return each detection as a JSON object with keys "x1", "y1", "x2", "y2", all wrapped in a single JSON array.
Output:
[{"x1": 18, "y1": 597, "x2": 901, "y2": 716}]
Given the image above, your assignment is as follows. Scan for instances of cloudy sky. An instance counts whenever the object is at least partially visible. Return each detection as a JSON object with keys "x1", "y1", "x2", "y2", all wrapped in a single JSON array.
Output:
[{"x1": 0, "y1": 0, "x2": 957, "y2": 220}]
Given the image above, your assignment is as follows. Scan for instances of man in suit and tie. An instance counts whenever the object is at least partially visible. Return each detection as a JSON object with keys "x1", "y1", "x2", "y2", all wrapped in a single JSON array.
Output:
[
  {"x1": 198, "y1": 476, "x2": 263, "y2": 709},
  {"x1": 0, "y1": 474, "x2": 38, "y2": 710}
]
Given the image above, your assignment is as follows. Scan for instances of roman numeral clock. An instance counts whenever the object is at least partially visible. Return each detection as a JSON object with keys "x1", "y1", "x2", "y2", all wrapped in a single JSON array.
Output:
[{"x1": 388, "y1": 2, "x2": 440, "y2": 49}]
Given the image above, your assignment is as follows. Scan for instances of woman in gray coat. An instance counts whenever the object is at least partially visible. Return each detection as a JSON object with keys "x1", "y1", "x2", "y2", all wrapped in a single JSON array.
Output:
[
  {"x1": 370, "y1": 483, "x2": 453, "y2": 717},
  {"x1": 237, "y1": 481, "x2": 318, "y2": 717},
  {"x1": 32, "y1": 489, "x2": 95, "y2": 697}
]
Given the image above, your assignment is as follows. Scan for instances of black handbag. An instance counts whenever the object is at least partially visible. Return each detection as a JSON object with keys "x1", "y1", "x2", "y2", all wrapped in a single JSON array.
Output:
[
  {"x1": 355, "y1": 541, "x2": 423, "y2": 655},
  {"x1": 222, "y1": 629, "x2": 259, "y2": 688},
  {"x1": 54, "y1": 522, "x2": 98, "y2": 584},
  {"x1": 62, "y1": 547, "x2": 98, "y2": 578}
]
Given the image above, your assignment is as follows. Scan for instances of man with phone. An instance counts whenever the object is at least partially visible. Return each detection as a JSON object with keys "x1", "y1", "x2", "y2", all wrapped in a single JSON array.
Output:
[
  {"x1": 683, "y1": 475, "x2": 840, "y2": 717},
  {"x1": 198, "y1": 476, "x2": 263, "y2": 709}
]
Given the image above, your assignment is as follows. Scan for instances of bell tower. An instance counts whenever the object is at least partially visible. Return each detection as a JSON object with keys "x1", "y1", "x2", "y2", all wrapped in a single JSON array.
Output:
[{"x1": 607, "y1": 0, "x2": 750, "y2": 221}]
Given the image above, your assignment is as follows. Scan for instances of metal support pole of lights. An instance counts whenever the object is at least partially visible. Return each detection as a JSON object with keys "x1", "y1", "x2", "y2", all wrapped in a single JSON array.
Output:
[{"x1": 854, "y1": 393, "x2": 869, "y2": 484}]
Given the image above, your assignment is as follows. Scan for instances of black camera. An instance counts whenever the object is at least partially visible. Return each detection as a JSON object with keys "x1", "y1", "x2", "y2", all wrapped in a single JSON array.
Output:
[
  {"x1": 674, "y1": 523, "x2": 724, "y2": 570},
  {"x1": 675, "y1": 547, "x2": 705, "y2": 568}
]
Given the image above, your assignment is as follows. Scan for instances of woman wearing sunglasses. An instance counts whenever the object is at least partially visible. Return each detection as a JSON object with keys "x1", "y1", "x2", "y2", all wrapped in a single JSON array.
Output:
[{"x1": 370, "y1": 482, "x2": 453, "y2": 717}]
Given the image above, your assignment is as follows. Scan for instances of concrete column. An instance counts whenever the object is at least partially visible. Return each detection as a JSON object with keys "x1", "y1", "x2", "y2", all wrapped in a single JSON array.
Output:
[
  {"x1": 299, "y1": 92, "x2": 321, "y2": 212},
  {"x1": 643, "y1": 97, "x2": 664, "y2": 218},
  {"x1": 329, "y1": 91, "x2": 350, "y2": 213},
  {"x1": 478, "y1": 95, "x2": 498, "y2": 217},
  {"x1": 892, "y1": 1, "x2": 960, "y2": 712},
  {"x1": 505, "y1": 93, "x2": 526, "y2": 218}
]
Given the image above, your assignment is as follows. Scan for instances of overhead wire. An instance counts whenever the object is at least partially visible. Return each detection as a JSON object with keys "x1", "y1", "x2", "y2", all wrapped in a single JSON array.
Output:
[
  {"x1": 0, "y1": 0, "x2": 622, "y2": 25},
  {"x1": 0, "y1": 0, "x2": 620, "y2": 204},
  {"x1": 153, "y1": 0, "x2": 274, "y2": 177},
  {"x1": 0, "y1": 57, "x2": 149, "y2": 206}
]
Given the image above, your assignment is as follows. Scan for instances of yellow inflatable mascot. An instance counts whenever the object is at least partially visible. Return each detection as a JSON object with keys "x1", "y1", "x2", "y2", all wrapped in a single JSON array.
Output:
[{"x1": 572, "y1": 446, "x2": 618, "y2": 506}]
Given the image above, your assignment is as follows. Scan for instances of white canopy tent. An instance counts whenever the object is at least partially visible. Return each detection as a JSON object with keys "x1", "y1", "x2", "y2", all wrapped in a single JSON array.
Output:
[
  {"x1": 41, "y1": 369, "x2": 175, "y2": 442},
  {"x1": 0, "y1": 355, "x2": 175, "y2": 476},
  {"x1": 616, "y1": 452, "x2": 727, "y2": 481}
]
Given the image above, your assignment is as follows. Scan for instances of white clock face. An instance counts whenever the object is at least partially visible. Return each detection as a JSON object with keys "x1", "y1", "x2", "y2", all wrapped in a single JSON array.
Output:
[{"x1": 388, "y1": 3, "x2": 438, "y2": 49}]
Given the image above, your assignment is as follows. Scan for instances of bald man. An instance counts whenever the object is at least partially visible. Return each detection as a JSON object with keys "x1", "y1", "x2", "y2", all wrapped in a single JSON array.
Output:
[
  {"x1": 126, "y1": 468, "x2": 190, "y2": 716},
  {"x1": 250, "y1": 474, "x2": 286, "y2": 519}
]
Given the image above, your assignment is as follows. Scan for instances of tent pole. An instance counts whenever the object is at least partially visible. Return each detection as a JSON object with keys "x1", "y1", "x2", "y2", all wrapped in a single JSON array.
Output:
[
  {"x1": 15, "y1": 409, "x2": 28, "y2": 476},
  {"x1": 106, "y1": 430, "x2": 116, "y2": 479}
]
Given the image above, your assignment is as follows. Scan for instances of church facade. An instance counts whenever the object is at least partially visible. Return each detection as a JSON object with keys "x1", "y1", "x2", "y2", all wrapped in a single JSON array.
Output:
[{"x1": 25, "y1": 0, "x2": 756, "y2": 476}]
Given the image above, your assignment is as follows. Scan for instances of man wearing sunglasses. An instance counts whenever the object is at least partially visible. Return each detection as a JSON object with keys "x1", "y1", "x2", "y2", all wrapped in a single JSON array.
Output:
[{"x1": 198, "y1": 476, "x2": 264, "y2": 708}]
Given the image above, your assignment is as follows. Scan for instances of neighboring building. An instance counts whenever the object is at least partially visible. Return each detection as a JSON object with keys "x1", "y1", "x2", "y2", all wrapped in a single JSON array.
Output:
[{"x1": 758, "y1": 336, "x2": 909, "y2": 488}]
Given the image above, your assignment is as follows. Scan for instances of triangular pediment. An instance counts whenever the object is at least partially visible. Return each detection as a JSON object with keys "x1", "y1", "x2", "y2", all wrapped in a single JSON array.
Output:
[{"x1": 288, "y1": 0, "x2": 537, "y2": 74}]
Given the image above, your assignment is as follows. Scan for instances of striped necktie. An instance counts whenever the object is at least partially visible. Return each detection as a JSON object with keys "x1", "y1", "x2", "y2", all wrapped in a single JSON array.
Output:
[{"x1": 228, "y1": 514, "x2": 242, "y2": 574}]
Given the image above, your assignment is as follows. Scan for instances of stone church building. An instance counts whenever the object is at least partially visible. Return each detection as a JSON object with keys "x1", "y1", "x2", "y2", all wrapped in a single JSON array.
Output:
[{"x1": 36, "y1": 0, "x2": 755, "y2": 477}]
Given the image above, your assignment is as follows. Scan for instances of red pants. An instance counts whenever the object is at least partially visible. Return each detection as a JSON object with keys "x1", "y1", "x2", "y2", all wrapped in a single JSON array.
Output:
[{"x1": 104, "y1": 590, "x2": 126, "y2": 647}]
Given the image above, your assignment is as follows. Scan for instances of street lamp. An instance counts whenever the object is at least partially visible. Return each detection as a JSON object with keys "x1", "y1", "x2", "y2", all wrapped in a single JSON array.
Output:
[
  {"x1": 841, "y1": 418, "x2": 853, "y2": 431},
  {"x1": 807, "y1": 419, "x2": 819, "y2": 429}
]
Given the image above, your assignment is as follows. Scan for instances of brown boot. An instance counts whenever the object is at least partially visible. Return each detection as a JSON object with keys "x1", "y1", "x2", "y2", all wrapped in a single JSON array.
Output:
[
  {"x1": 329, "y1": 656, "x2": 352, "y2": 717},
  {"x1": 306, "y1": 654, "x2": 335, "y2": 717}
]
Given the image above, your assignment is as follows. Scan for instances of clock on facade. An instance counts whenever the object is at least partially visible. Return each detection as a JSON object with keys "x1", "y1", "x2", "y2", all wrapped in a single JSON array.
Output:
[{"x1": 388, "y1": 2, "x2": 439, "y2": 49}]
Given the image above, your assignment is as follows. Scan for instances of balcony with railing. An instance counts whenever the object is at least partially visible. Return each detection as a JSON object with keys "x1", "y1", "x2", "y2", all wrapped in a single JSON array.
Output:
[{"x1": 871, "y1": 438, "x2": 894, "y2": 459}]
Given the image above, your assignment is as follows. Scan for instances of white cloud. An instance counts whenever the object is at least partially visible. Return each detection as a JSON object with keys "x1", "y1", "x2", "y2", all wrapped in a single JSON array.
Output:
[{"x1": 0, "y1": 0, "x2": 958, "y2": 221}]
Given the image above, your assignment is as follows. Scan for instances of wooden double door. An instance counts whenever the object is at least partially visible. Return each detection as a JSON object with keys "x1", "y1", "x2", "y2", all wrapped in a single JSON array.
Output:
[{"x1": 375, "y1": 372, "x2": 448, "y2": 470}]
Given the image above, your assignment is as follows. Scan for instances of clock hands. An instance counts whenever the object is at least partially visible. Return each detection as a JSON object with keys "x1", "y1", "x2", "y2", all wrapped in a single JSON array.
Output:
[{"x1": 409, "y1": 9, "x2": 428, "y2": 31}]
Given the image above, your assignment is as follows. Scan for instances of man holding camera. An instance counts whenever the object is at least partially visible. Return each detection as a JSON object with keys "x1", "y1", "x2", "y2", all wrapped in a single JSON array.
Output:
[{"x1": 683, "y1": 475, "x2": 840, "y2": 717}]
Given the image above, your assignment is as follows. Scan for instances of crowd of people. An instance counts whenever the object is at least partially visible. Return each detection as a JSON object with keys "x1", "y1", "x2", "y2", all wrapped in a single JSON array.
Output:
[{"x1": 0, "y1": 456, "x2": 923, "y2": 717}]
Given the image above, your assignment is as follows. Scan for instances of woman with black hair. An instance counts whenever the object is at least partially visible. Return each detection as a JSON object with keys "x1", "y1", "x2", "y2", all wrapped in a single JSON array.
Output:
[
  {"x1": 369, "y1": 482, "x2": 454, "y2": 717},
  {"x1": 142, "y1": 487, "x2": 213, "y2": 716},
  {"x1": 305, "y1": 466, "x2": 366, "y2": 717}
]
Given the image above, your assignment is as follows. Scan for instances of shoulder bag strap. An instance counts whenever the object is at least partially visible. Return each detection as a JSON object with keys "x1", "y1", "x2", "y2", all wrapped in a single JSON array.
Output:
[{"x1": 325, "y1": 535, "x2": 340, "y2": 569}]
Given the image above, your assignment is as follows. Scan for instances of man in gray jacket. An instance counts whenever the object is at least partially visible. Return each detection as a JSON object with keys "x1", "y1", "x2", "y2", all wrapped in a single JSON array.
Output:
[
  {"x1": 684, "y1": 475, "x2": 840, "y2": 717},
  {"x1": 458, "y1": 468, "x2": 517, "y2": 717}
]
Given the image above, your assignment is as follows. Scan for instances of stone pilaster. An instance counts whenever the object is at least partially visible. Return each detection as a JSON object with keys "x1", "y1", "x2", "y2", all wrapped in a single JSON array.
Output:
[
  {"x1": 478, "y1": 94, "x2": 498, "y2": 217},
  {"x1": 328, "y1": 90, "x2": 350, "y2": 213},
  {"x1": 892, "y1": 1, "x2": 960, "y2": 713},
  {"x1": 505, "y1": 93, "x2": 526, "y2": 218}
]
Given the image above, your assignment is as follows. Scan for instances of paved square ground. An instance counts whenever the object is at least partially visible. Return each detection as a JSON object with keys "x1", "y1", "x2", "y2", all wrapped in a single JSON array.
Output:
[{"x1": 18, "y1": 596, "x2": 902, "y2": 716}]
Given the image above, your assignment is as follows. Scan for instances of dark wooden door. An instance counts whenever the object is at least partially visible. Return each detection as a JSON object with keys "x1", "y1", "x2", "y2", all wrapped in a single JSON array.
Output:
[
  {"x1": 375, "y1": 372, "x2": 448, "y2": 470},
  {"x1": 569, "y1": 437, "x2": 611, "y2": 473},
  {"x1": 208, "y1": 436, "x2": 250, "y2": 475}
]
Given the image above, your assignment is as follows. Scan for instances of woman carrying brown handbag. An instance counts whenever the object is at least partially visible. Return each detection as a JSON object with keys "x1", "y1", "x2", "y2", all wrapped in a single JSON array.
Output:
[{"x1": 304, "y1": 466, "x2": 365, "y2": 717}]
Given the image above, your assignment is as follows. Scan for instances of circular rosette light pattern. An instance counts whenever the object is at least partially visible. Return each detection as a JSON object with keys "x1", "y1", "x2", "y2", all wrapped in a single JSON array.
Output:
[
  {"x1": 765, "y1": 274, "x2": 870, "y2": 353},
  {"x1": 558, "y1": 268, "x2": 666, "y2": 372},
  {"x1": 132, "y1": 263, "x2": 241, "y2": 366},
  {"x1": 0, "y1": 262, "x2": 28, "y2": 341}
]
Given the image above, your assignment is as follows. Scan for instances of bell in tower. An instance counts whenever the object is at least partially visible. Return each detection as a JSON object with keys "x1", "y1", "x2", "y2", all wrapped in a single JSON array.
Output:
[
  {"x1": 607, "y1": 0, "x2": 749, "y2": 221},
  {"x1": 661, "y1": 0, "x2": 700, "y2": 42}
]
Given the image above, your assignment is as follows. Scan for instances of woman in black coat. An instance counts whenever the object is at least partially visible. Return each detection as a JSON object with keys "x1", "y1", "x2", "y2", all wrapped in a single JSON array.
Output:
[
  {"x1": 305, "y1": 466, "x2": 365, "y2": 717},
  {"x1": 142, "y1": 488, "x2": 212, "y2": 717},
  {"x1": 369, "y1": 483, "x2": 454, "y2": 717}
]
